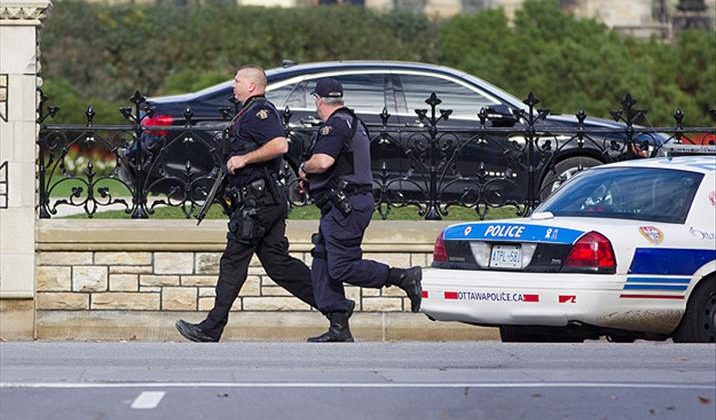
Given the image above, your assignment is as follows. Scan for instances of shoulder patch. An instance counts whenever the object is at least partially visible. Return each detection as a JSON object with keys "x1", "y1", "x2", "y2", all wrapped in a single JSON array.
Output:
[
  {"x1": 256, "y1": 109, "x2": 269, "y2": 120},
  {"x1": 320, "y1": 126, "x2": 333, "y2": 136}
]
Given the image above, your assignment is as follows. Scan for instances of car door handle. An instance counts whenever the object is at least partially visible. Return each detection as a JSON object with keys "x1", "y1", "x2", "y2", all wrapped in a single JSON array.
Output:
[{"x1": 300, "y1": 116, "x2": 322, "y2": 127}]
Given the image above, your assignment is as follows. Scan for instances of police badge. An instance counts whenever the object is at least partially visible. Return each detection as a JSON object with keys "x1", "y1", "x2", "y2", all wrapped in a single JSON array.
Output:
[
  {"x1": 256, "y1": 109, "x2": 269, "y2": 120},
  {"x1": 320, "y1": 126, "x2": 333, "y2": 135}
]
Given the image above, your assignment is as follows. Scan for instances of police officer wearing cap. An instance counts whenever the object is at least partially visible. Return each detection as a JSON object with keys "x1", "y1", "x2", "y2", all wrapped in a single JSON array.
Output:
[
  {"x1": 176, "y1": 65, "x2": 315, "y2": 342},
  {"x1": 299, "y1": 78, "x2": 423, "y2": 343}
]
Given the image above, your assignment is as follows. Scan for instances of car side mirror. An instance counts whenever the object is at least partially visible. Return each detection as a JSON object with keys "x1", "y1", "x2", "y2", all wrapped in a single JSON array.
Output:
[{"x1": 486, "y1": 104, "x2": 519, "y2": 127}]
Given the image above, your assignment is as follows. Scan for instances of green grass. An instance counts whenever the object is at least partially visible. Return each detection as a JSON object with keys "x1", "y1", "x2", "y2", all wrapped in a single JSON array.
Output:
[
  {"x1": 44, "y1": 175, "x2": 131, "y2": 198},
  {"x1": 64, "y1": 203, "x2": 522, "y2": 221}
]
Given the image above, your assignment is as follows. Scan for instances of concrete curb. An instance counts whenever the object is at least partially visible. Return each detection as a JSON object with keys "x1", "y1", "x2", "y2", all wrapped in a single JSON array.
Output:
[{"x1": 35, "y1": 311, "x2": 499, "y2": 342}]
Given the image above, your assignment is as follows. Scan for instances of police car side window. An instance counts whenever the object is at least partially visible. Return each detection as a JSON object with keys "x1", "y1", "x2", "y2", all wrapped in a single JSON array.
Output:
[{"x1": 398, "y1": 74, "x2": 495, "y2": 119}]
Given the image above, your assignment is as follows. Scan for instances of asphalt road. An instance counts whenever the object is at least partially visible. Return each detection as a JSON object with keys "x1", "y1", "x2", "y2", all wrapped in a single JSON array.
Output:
[{"x1": 1, "y1": 341, "x2": 714, "y2": 420}]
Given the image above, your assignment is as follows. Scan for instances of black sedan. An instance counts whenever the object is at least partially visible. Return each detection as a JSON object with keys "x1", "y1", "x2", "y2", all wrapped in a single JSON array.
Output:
[{"x1": 132, "y1": 61, "x2": 664, "y2": 207}]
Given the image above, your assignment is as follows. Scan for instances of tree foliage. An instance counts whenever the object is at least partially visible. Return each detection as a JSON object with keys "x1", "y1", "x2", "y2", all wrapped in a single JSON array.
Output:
[{"x1": 40, "y1": 0, "x2": 714, "y2": 126}]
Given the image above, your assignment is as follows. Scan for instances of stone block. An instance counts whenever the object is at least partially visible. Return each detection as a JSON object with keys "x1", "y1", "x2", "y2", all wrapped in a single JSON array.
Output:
[
  {"x1": 109, "y1": 266, "x2": 153, "y2": 274},
  {"x1": 345, "y1": 286, "x2": 361, "y2": 305},
  {"x1": 198, "y1": 297, "x2": 214, "y2": 311},
  {"x1": 0, "y1": 27, "x2": 36, "y2": 74},
  {"x1": 36, "y1": 266, "x2": 71, "y2": 291},
  {"x1": 140, "y1": 287, "x2": 160, "y2": 293},
  {"x1": 240, "y1": 276, "x2": 261, "y2": 296},
  {"x1": 162, "y1": 287, "x2": 197, "y2": 311},
  {"x1": 382, "y1": 286, "x2": 407, "y2": 297},
  {"x1": 362, "y1": 288, "x2": 380, "y2": 297},
  {"x1": 181, "y1": 275, "x2": 216, "y2": 287},
  {"x1": 94, "y1": 252, "x2": 151, "y2": 265},
  {"x1": 230, "y1": 299, "x2": 242, "y2": 312},
  {"x1": 8, "y1": 75, "x2": 37, "y2": 122},
  {"x1": 249, "y1": 255, "x2": 261, "y2": 267},
  {"x1": 0, "y1": 299, "x2": 34, "y2": 340},
  {"x1": 0, "y1": 204, "x2": 33, "y2": 252},
  {"x1": 91, "y1": 293, "x2": 160, "y2": 310},
  {"x1": 109, "y1": 274, "x2": 138, "y2": 292},
  {"x1": 37, "y1": 292, "x2": 89, "y2": 310},
  {"x1": 242, "y1": 297, "x2": 310, "y2": 311},
  {"x1": 248, "y1": 267, "x2": 266, "y2": 276},
  {"x1": 199, "y1": 287, "x2": 216, "y2": 297},
  {"x1": 195, "y1": 252, "x2": 221, "y2": 274},
  {"x1": 261, "y1": 286, "x2": 293, "y2": 297},
  {"x1": 363, "y1": 253, "x2": 410, "y2": 268},
  {"x1": 154, "y1": 252, "x2": 193, "y2": 274},
  {"x1": 140, "y1": 275, "x2": 179, "y2": 286},
  {"x1": 410, "y1": 253, "x2": 428, "y2": 267},
  {"x1": 38, "y1": 252, "x2": 92, "y2": 265},
  {"x1": 72, "y1": 266, "x2": 108, "y2": 292},
  {"x1": 0, "y1": 253, "x2": 34, "y2": 296},
  {"x1": 362, "y1": 297, "x2": 403, "y2": 312},
  {"x1": 261, "y1": 277, "x2": 278, "y2": 287}
]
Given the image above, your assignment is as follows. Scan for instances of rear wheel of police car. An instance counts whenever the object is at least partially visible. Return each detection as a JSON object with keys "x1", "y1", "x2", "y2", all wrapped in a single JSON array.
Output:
[
  {"x1": 540, "y1": 156, "x2": 602, "y2": 201},
  {"x1": 672, "y1": 275, "x2": 716, "y2": 343}
]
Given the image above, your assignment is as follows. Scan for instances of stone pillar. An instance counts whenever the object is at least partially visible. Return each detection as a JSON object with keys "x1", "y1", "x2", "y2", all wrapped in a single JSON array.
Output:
[{"x1": 0, "y1": 0, "x2": 52, "y2": 339}]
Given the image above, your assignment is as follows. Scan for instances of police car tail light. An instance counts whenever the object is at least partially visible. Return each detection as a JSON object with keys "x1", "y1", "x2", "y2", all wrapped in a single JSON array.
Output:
[
  {"x1": 433, "y1": 231, "x2": 448, "y2": 262},
  {"x1": 141, "y1": 114, "x2": 174, "y2": 136},
  {"x1": 563, "y1": 231, "x2": 616, "y2": 273}
]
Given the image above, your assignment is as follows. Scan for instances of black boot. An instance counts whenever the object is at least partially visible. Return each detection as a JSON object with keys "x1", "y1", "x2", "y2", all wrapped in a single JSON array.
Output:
[
  {"x1": 307, "y1": 301, "x2": 355, "y2": 343},
  {"x1": 387, "y1": 266, "x2": 423, "y2": 312},
  {"x1": 175, "y1": 320, "x2": 219, "y2": 343}
]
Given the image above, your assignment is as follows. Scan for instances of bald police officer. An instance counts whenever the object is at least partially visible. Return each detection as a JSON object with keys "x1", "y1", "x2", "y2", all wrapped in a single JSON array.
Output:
[
  {"x1": 299, "y1": 78, "x2": 422, "y2": 343},
  {"x1": 176, "y1": 65, "x2": 315, "y2": 342}
]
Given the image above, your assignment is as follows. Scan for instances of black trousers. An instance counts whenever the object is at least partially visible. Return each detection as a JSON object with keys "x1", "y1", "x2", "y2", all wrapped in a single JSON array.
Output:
[{"x1": 199, "y1": 200, "x2": 314, "y2": 339}]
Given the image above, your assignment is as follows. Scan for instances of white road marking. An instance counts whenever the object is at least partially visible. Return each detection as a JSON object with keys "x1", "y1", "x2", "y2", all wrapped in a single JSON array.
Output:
[
  {"x1": 1, "y1": 382, "x2": 714, "y2": 390},
  {"x1": 131, "y1": 391, "x2": 165, "y2": 409}
]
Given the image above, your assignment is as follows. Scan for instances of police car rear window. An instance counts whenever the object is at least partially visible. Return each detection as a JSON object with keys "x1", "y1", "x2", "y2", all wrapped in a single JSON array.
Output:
[{"x1": 538, "y1": 167, "x2": 703, "y2": 224}]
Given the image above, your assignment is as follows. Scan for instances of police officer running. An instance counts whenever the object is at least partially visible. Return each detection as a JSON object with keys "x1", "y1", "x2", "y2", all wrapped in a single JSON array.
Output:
[
  {"x1": 176, "y1": 65, "x2": 315, "y2": 342},
  {"x1": 299, "y1": 78, "x2": 422, "y2": 343}
]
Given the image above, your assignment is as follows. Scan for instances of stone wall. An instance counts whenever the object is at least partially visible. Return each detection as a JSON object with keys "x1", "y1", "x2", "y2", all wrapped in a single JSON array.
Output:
[
  {"x1": 31, "y1": 219, "x2": 497, "y2": 341},
  {"x1": 36, "y1": 248, "x2": 429, "y2": 314}
]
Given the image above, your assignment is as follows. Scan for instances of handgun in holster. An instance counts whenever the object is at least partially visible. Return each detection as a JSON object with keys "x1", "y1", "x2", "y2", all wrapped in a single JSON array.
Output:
[{"x1": 328, "y1": 179, "x2": 352, "y2": 217}]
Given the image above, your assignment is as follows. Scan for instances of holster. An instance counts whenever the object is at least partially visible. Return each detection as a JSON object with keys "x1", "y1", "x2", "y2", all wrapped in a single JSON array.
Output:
[
  {"x1": 315, "y1": 179, "x2": 352, "y2": 217},
  {"x1": 227, "y1": 199, "x2": 265, "y2": 244}
]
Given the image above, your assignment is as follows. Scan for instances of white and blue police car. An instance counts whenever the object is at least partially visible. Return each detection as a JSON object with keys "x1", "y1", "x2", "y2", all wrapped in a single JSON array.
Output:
[{"x1": 421, "y1": 154, "x2": 716, "y2": 342}]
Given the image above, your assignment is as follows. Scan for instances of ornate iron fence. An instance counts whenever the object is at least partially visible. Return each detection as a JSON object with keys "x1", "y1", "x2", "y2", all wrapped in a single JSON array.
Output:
[{"x1": 37, "y1": 89, "x2": 715, "y2": 220}]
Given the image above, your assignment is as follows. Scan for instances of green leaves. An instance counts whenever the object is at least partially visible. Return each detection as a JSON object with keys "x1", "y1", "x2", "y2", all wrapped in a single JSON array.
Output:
[{"x1": 41, "y1": 0, "x2": 714, "y2": 126}]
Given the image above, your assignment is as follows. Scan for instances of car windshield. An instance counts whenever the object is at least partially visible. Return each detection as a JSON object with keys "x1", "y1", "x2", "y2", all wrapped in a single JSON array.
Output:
[{"x1": 536, "y1": 167, "x2": 703, "y2": 224}]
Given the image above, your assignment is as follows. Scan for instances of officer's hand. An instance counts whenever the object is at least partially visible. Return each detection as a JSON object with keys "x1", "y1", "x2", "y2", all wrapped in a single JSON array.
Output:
[
  {"x1": 227, "y1": 155, "x2": 248, "y2": 175},
  {"x1": 298, "y1": 167, "x2": 309, "y2": 182}
]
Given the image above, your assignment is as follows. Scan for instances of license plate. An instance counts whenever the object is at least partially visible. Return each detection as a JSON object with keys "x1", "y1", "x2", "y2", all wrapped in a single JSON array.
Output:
[{"x1": 489, "y1": 245, "x2": 522, "y2": 269}]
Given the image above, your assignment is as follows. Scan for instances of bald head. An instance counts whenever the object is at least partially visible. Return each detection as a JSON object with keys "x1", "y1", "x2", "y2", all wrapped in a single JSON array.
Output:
[{"x1": 233, "y1": 65, "x2": 267, "y2": 103}]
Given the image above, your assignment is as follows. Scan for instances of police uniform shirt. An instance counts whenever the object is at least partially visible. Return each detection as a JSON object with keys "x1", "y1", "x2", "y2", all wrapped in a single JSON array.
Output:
[
  {"x1": 228, "y1": 96, "x2": 284, "y2": 188},
  {"x1": 309, "y1": 108, "x2": 373, "y2": 192}
]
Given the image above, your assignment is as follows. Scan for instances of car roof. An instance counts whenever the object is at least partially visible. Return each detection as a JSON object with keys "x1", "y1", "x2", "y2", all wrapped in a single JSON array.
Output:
[
  {"x1": 597, "y1": 155, "x2": 716, "y2": 175},
  {"x1": 175, "y1": 60, "x2": 527, "y2": 109}
]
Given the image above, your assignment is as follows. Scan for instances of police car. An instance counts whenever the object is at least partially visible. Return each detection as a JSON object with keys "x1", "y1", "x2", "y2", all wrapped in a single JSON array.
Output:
[{"x1": 421, "y1": 155, "x2": 716, "y2": 342}]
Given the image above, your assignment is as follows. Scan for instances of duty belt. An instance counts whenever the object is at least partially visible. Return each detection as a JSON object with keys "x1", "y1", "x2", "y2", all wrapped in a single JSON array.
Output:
[
  {"x1": 228, "y1": 178, "x2": 277, "y2": 208},
  {"x1": 313, "y1": 183, "x2": 373, "y2": 215}
]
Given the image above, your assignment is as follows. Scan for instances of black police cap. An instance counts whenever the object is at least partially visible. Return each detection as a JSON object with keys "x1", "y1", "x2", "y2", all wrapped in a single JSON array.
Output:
[{"x1": 311, "y1": 78, "x2": 343, "y2": 98}]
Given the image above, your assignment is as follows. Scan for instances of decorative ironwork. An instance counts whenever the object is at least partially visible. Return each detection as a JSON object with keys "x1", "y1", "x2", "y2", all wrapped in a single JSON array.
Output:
[
  {"x1": 36, "y1": 89, "x2": 715, "y2": 220},
  {"x1": 0, "y1": 160, "x2": 7, "y2": 209},
  {"x1": 0, "y1": 74, "x2": 7, "y2": 122}
]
